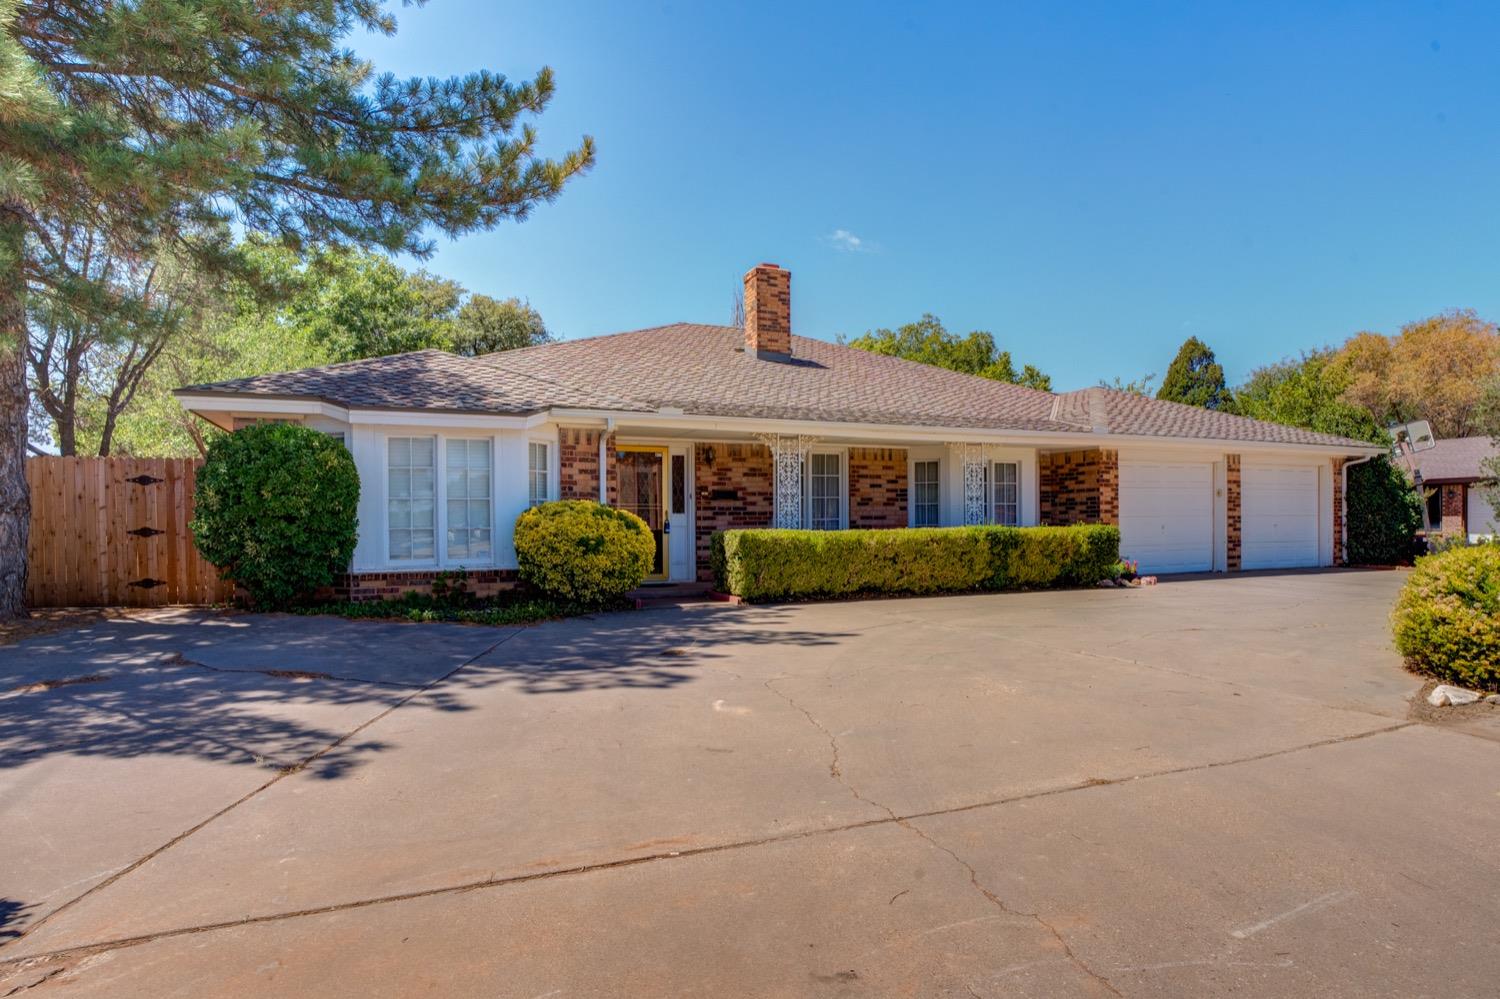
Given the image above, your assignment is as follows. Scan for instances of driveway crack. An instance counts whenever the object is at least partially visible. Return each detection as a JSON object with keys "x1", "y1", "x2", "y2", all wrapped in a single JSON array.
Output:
[{"x1": 761, "y1": 675, "x2": 1122, "y2": 996}]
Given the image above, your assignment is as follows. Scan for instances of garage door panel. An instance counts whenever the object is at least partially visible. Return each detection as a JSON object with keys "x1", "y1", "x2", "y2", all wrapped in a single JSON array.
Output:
[
  {"x1": 1119, "y1": 462, "x2": 1214, "y2": 575},
  {"x1": 1242, "y1": 464, "x2": 1320, "y2": 570}
]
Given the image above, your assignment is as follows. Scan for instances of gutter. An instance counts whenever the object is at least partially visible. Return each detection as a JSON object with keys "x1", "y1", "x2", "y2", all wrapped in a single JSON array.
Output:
[{"x1": 599, "y1": 417, "x2": 615, "y2": 503}]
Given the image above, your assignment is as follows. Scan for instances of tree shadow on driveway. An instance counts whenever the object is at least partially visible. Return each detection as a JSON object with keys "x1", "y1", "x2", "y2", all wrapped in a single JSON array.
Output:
[{"x1": 0, "y1": 604, "x2": 849, "y2": 778}]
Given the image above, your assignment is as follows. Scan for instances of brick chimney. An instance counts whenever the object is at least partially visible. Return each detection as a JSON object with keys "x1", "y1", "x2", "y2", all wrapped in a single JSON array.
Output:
[{"x1": 743, "y1": 263, "x2": 791, "y2": 358}]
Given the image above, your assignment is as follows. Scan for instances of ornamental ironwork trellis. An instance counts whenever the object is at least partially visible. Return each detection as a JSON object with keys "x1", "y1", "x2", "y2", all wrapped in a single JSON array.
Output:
[
  {"x1": 754, "y1": 433, "x2": 819, "y2": 529},
  {"x1": 946, "y1": 442, "x2": 992, "y2": 525}
]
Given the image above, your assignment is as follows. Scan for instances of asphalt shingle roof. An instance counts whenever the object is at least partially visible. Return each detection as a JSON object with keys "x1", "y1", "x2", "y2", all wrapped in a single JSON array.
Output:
[
  {"x1": 1405, "y1": 436, "x2": 1499, "y2": 482},
  {"x1": 178, "y1": 323, "x2": 1375, "y2": 449}
]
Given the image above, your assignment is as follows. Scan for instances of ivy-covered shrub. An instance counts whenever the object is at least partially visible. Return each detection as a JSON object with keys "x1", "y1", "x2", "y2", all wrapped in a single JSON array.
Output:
[
  {"x1": 1347, "y1": 457, "x2": 1422, "y2": 564},
  {"x1": 192, "y1": 423, "x2": 359, "y2": 608},
  {"x1": 1392, "y1": 544, "x2": 1500, "y2": 690},
  {"x1": 712, "y1": 524, "x2": 1120, "y2": 602},
  {"x1": 514, "y1": 500, "x2": 654, "y2": 605}
]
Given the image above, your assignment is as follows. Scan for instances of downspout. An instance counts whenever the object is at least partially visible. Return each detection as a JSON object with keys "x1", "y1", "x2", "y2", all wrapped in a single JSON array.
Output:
[
  {"x1": 1340, "y1": 453, "x2": 1376, "y2": 565},
  {"x1": 599, "y1": 418, "x2": 614, "y2": 504}
]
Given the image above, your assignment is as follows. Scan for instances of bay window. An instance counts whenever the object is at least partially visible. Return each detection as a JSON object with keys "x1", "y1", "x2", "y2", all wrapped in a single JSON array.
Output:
[
  {"x1": 446, "y1": 439, "x2": 493, "y2": 562},
  {"x1": 387, "y1": 437, "x2": 436, "y2": 561}
]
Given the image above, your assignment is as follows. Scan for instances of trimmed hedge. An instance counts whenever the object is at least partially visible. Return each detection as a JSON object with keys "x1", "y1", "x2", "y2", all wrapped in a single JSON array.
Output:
[
  {"x1": 514, "y1": 500, "x2": 655, "y2": 605},
  {"x1": 712, "y1": 524, "x2": 1120, "y2": 602},
  {"x1": 1392, "y1": 544, "x2": 1500, "y2": 691},
  {"x1": 192, "y1": 423, "x2": 359, "y2": 608}
]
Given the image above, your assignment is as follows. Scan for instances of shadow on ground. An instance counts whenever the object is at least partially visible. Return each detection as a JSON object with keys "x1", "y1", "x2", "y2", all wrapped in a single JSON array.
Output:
[{"x1": 0, "y1": 605, "x2": 848, "y2": 779}]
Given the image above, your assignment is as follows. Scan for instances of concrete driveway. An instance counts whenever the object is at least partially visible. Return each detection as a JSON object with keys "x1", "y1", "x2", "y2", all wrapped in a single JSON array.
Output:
[{"x1": 2, "y1": 570, "x2": 1498, "y2": 997}]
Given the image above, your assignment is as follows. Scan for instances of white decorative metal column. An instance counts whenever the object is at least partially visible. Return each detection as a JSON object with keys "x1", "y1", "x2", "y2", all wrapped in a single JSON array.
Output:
[
  {"x1": 755, "y1": 434, "x2": 818, "y2": 529},
  {"x1": 947, "y1": 442, "x2": 990, "y2": 525}
]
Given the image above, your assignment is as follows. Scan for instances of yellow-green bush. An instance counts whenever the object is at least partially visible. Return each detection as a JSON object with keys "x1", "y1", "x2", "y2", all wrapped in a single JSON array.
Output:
[
  {"x1": 514, "y1": 500, "x2": 655, "y2": 605},
  {"x1": 712, "y1": 524, "x2": 1120, "y2": 602},
  {"x1": 1392, "y1": 544, "x2": 1500, "y2": 690}
]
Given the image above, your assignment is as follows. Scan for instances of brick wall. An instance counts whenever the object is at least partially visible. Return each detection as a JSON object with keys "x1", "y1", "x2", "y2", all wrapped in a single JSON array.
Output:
[
  {"x1": 848, "y1": 448, "x2": 908, "y2": 528},
  {"x1": 558, "y1": 427, "x2": 616, "y2": 502},
  {"x1": 323, "y1": 568, "x2": 520, "y2": 603},
  {"x1": 1440, "y1": 482, "x2": 1467, "y2": 535},
  {"x1": 694, "y1": 443, "x2": 775, "y2": 581},
  {"x1": 1040, "y1": 449, "x2": 1119, "y2": 526},
  {"x1": 1226, "y1": 454, "x2": 1242, "y2": 571}
]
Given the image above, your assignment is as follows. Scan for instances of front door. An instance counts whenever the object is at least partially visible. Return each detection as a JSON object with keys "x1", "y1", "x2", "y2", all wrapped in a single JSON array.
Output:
[{"x1": 616, "y1": 446, "x2": 668, "y2": 581}]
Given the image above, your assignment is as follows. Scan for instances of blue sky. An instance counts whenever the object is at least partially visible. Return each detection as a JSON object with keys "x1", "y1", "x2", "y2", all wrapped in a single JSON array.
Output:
[{"x1": 359, "y1": 1, "x2": 1500, "y2": 391}]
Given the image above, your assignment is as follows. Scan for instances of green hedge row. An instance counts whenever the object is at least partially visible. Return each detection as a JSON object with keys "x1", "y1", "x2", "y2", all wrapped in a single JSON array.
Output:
[{"x1": 711, "y1": 525, "x2": 1121, "y2": 602}]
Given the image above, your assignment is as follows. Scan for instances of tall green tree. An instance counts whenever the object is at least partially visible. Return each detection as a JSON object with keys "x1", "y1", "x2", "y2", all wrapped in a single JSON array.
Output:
[
  {"x1": 844, "y1": 314, "x2": 1052, "y2": 390},
  {"x1": 1156, "y1": 337, "x2": 1229, "y2": 409},
  {"x1": 0, "y1": 0, "x2": 594, "y2": 617},
  {"x1": 1230, "y1": 351, "x2": 1421, "y2": 563},
  {"x1": 450, "y1": 295, "x2": 552, "y2": 356}
]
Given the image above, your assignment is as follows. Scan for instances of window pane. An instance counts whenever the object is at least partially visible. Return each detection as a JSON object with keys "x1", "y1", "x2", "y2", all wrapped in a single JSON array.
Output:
[
  {"x1": 993, "y1": 462, "x2": 1019, "y2": 526},
  {"x1": 807, "y1": 452, "x2": 841, "y2": 530},
  {"x1": 671, "y1": 454, "x2": 686, "y2": 514},
  {"x1": 388, "y1": 437, "x2": 436, "y2": 561},
  {"x1": 914, "y1": 460, "x2": 940, "y2": 527},
  {"x1": 388, "y1": 438, "x2": 410, "y2": 467},
  {"x1": 528, "y1": 442, "x2": 549, "y2": 506}
]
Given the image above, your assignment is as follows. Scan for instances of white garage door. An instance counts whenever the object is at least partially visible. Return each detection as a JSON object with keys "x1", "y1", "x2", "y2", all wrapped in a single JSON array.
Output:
[
  {"x1": 1467, "y1": 485, "x2": 1497, "y2": 541},
  {"x1": 1241, "y1": 464, "x2": 1320, "y2": 569},
  {"x1": 1119, "y1": 461, "x2": 1215, "y2": 574}
]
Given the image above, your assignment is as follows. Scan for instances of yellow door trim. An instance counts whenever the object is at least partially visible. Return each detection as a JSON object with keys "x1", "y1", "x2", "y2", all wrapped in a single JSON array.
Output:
[{"x1": 615, "y1": 445, "x2": 670, "y2": 581}]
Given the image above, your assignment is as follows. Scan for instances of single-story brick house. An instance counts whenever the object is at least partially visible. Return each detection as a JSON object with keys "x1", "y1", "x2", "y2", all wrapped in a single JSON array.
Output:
[
  {"x1": 1406, "y1": 436, "x2": 1499, "y2": 542},
  {"x1": 175, "y1": 263, "x2": 1383, "y2": 596}
]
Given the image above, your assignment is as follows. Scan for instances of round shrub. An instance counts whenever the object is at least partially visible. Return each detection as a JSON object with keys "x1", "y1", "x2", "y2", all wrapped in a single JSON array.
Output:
[
  {"x1": 1391, "y1": 544, "x2": 1500, "y2": 690},
  {"x1": 192, "y1": 423, "x2": 359, "y2": 608},
  {"x1": 514, "y1": 500, "x2": 654, "y2": 605}
]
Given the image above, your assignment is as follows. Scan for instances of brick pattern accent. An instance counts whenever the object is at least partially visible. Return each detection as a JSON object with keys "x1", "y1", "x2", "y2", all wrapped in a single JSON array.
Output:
[
  {"x1": 323, "y1": 569, "x2": 520, "y2": 603},
  {"x1": 558, "y1": 427, "x2": 616, "y2": 501},
  {"x1": 1040, "y1": 449, "x2": 1119, "y2": 526},
  {"x1": 1440, "y1": 482, "x2": 1467, "y2": 535},
  {"x1": 744, "y1": 264, "x2": 791, "y2": 356},
  {"x1": 1225, "y1": 455, "x2": 1242, "y2": 571},
  {"x1": 1332, "y1": 458, "x2": 1345, "y2": 565},
  {"x1": 847, "y1": 448, "x2": 908, "y2": 528},
  {"x1": 693, "y1": 443, "x2": 775, "y2": 581}
]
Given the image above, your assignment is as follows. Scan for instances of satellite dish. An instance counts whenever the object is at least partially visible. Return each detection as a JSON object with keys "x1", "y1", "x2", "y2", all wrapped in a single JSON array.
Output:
[{"x1": 1388, "y1": 420, "x2": 1437, "y2": 457}]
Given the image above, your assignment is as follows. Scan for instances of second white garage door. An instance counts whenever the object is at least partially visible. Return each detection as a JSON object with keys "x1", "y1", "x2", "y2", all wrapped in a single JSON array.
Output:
[
  {"x1": 1241, "y1": 464, "x2": 1321, "y2": 569},
  {"x1": 1119, "y1": 461, "x2": 1215, "y2": 574}
]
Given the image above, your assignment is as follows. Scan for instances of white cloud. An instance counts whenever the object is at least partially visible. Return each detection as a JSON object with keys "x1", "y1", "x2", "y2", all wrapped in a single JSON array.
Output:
[{"x1": 826, "y1": 228, "x2": 875, "y2": 253}]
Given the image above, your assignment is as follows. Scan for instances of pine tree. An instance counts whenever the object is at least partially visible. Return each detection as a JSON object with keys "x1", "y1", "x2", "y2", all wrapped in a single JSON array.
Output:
[
  {"x1": 1156, "y1": 337, "x2": 1229, "y2": 409},
  {"x1": 0, "y1": 0, "x2": 594, "y2": 617}
]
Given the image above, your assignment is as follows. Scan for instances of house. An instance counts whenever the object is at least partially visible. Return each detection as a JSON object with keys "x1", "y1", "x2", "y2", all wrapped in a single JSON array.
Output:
[
  {"x1": 174, "y1": 264, "x2": 1384, "y2": 597},
  {"x1": 1405, "y1": 436, "x2": 1499, "y2": 542}
]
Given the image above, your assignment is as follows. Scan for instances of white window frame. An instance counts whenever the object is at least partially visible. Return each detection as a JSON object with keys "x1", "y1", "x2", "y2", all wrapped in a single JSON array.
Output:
[
  {"x1": 445, "y1": 437, "x2": 495, "y2": 565},
  {"x1": 802, "y1": 448, "x2": 847, "y2": 530},
  {"x1": 527, "y1": 439, "x2": 554, "y2": 507},
  {"x1": 991, "y1": 460, "x2": 1020, "y2": 526},
  {"x1": 912, "y1": 458, "x2": 941, "y2": 527},
  {"x1": 380, "y1": 432, "x2": 503, "y2": 569},
  {"x1": 385, "y1": 435, "x2": 439, "y2": 566}
]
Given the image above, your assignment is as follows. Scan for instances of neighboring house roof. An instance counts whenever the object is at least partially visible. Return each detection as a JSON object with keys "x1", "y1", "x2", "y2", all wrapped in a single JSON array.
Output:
[
  {"x1": 177, "y1": 323, "x2": 1374, "y2": 449},
  {"x1": 1404, "y1": 436, "x2": 1500, "y2": 482}
]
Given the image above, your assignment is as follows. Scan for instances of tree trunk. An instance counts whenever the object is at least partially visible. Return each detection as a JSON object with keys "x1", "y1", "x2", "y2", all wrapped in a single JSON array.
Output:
[{"x1": 0, "y1": 201, "x2": 30, "y2": 619}]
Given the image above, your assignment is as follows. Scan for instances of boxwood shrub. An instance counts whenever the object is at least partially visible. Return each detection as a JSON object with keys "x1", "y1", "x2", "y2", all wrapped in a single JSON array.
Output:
[
  {"x1": 514, "y1": 500, "x2": 655, "y2": 605},
  {"x1": 712, "y1": 524, "x2": 1120, "y2": 602},
  {"x1": 1391, "y1": 544, "x2": 1500, "y2": 690},
  {"x1": 192, "y1": 422, "x2": 359, "y2": 608}
]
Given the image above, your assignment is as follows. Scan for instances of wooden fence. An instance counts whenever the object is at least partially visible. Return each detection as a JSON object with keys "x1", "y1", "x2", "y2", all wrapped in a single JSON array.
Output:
[{"x1": 26, "y1": 456, "x2": 233, "y2": 608}]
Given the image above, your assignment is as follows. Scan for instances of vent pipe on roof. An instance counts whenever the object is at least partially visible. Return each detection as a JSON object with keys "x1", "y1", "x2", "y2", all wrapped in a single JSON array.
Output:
[{"x1": 743, "y1": 263, "x2": 792, "y2": 359}]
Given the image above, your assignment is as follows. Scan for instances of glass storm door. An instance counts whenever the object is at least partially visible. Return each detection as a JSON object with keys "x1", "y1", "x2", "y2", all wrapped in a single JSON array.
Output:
[{"x1": 616, "y1": 447, "x2": 668, "y2": 580}]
